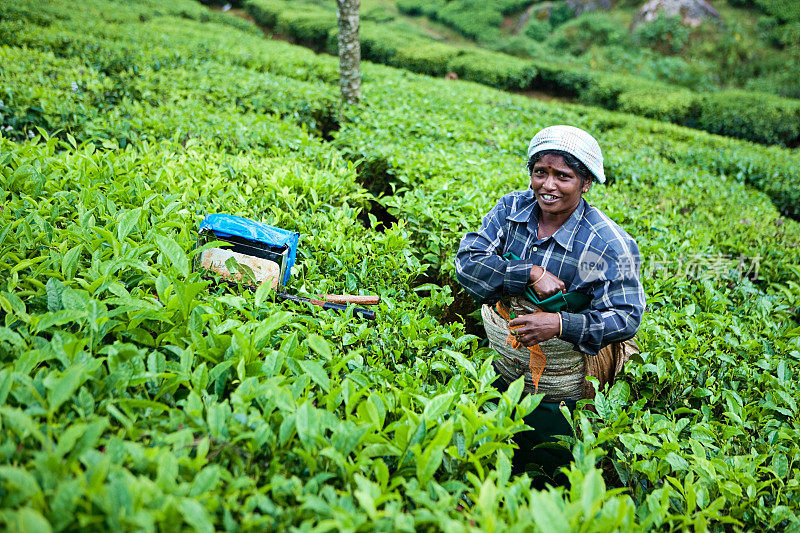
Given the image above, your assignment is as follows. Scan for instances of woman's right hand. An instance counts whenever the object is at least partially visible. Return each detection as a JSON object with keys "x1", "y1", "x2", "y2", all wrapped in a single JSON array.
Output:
[{"x1": 529, "y1": 265, "x2": 566, "y2": 299}]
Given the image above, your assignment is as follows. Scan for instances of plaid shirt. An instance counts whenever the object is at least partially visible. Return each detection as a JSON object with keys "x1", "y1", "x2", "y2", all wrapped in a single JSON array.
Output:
[{"x1": 455, "y1": 191, "x2": 645, "y2": 356}]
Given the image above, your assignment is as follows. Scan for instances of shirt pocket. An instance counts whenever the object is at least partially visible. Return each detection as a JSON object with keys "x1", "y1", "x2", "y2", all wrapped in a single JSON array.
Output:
[{"x1": 502, "y1": 222, "x2": 534, "y2": 260}]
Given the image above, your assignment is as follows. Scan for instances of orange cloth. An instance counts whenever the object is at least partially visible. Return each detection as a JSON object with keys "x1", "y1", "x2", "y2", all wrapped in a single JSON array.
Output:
[{"x1": 495, "y1": 302, "x2": 547, "y2": 393}]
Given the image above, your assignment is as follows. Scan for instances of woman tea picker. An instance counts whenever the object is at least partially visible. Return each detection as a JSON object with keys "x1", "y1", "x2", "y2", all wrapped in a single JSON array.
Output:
[{"x1": 455, "y1": 125, "x2": 646, "y2": 486}]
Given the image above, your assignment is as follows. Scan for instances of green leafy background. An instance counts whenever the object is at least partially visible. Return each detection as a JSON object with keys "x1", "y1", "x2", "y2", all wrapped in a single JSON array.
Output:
[{"x1": 1, "y1": 0, "x2": 799, "y2": 531}]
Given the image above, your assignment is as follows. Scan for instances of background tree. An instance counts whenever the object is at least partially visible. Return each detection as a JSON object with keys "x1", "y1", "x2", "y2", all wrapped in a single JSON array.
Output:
[{"x1": 337, "y1": 0, "x2": 361, "y2": 106}]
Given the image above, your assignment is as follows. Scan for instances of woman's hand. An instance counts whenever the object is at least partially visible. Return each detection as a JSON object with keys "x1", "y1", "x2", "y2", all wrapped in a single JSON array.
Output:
[
  {"x1": 529, "y1": 265, "x2": 566, "y2": 299},
  {"x1": 508, "y1": 312, "x2": 561, "y2": 346}
]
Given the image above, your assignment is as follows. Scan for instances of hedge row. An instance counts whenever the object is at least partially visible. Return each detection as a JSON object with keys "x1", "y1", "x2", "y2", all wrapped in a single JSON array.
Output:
[
  {"x1": 730, "y1": 0, "x2": 800, "y2": 23},
  {"x1": 398, "y1": 0, "x2": 538, "y2": 42},
  {"x1": 244, "y1": 0, "x2": 800, "y2": 147},
  {"x1": 5, "y1": 1, "x2": 800, "y2": 529}
]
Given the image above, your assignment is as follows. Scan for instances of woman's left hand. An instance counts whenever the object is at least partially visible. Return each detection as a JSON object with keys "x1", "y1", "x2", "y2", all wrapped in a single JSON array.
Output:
[{"x1": 508, "y1": 312, "x2": 561, "y2": 346}]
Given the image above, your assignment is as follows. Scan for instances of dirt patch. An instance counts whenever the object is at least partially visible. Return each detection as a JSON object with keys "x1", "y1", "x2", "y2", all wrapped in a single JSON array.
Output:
[
  {"x1": 510, "y1": 89, "x2": 573, "y2": 103},
  {"x1": 211, "y1": 6, "x2": 255, "y2": 23}
]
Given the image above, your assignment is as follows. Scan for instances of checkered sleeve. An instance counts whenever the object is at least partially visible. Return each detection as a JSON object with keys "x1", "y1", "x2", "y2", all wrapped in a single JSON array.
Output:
[
  {"x1": 559, "y1": 239, "x2": 646, "y2": 356},
  {"x1": 455, "y1": 199, "x2": 536, "y2": 304}
]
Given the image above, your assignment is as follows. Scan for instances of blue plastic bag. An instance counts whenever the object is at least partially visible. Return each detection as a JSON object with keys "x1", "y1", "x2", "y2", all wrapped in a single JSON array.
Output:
[{"x1": 198, "y1": 214, "x2": 299, "y2": 285}]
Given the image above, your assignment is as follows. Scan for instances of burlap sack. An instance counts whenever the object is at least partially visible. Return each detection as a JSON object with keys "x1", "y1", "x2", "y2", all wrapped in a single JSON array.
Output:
[{"x1": 482, "y1": 297, "x2": 638, "y2": 400}]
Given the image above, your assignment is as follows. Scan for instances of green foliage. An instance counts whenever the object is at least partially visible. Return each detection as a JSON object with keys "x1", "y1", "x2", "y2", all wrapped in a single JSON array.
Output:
[
  {"x1": 3, "y1": 0, "x2": 800, "y2": 530},
  {"x1": 689, "y1": 90, "x2": 800, "y2": 147},
  {"x1": 362, "y1": 4, "x2": 395, "y2": 23},
  {"x1": 447, "y1": 50, "x2": 538, "y2": 90},
  {"x1": 633, "y1": 15, "x2": 690, "y2": 54},
  {"x1": 398, "y1": 0, "x2": 536, "y2": 42},
  {"x1": 549, "y1": 1, "x2": 576, "y2": 27},
  {"x1": 396, "y1": 0, "x2": 425, "y2": 16},
  {"x1": 548, "y1": 12, "x2": 628, "y2": 56},
  {"x1": 437, "y1": 1, "x2": 504, "y2": 42},
  {"x1": 523, "y1": 16, "x2": 552, "y2": 42},
  {"x1": 744, "y1": 54, "x2": 800, "y2": 98},
  {"x1": 277, "y1": 11, "x2": 335, "y2": 49},
  {"x1": 485, "y1": 35, "x2": 546, "y2": 59},
  {"x1": 753, "y1": 0, "x2": 800, "y2": 23},
  {"x1": 768, "y1": 20, "x2": 800, "y2": 47},
  {"x1": 396, "y1": 0, "x2": 445, "y2": 18},
  {"x1": 241, "y1": 0, "x2": 800, "y2": 149},
  {"x1": 359, "y1": 26, "x2": 457, "y2": 76},
  {"x1": 617, "y1": 87, "x2": 694, "y2": 123},
  {"x1": 390, "y1": 0, "x2": 799, "y2": 104}
]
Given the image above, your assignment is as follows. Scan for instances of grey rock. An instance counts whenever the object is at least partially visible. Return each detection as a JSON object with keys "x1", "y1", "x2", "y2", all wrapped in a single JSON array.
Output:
[
  {"x1": 631, "y1": 0, "x2": 720, "y2": 29},
  {"x1": 566, "y1": 0, "x2": 613, "y2": 16}
]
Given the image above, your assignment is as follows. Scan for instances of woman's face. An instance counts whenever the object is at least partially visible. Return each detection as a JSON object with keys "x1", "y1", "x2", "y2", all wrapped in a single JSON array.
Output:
[{"x1": 529, "y1": 153, "x2": 591, "y2": 219}]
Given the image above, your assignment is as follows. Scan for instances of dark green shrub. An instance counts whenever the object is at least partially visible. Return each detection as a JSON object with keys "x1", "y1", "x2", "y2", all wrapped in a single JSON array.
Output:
[
  {"x1": 397, "y1": 0, "x2": 444, "y2": 17},
  {"x1": 548, "y1": 12, "x2": 627, "y2": 55},
  {"x1": 360, "y1": 26, "x2": 457, "y2": 77},
  {"x1": 393, "y1": 41, "x2": 457, "y2": 77},
  {"x1": 494, "y1": 0, "x2": 537, "y2": 14},
  {"x1": 488, "y1": 35, "x2": 545, "y2": 57},
  {"x1": 437, "y1": 2, "x2": 503, "y2": 41},
  {"x1": 396, "y1": 0, "x2": 425, "y2": 15},
  {"x1": 362, "y1": 5, "x2": 395, "y2": 23},
  {"x1": 768, "y1": 21, "x2": 800, "y2": 47},
  {"x1": 649, "y1": 55, "x2": 712, "y2": 90},
  {"x1": 578, "y1": 73, "x2": 664, "y2": 110},
  {"x1": 359, "y1": 25, "x2": 405, "y2": 64},
  {"x1": 744, "y1": 59, "x2": 800, "y2": 98},
  {"x1": 732, "y1": 1, "x2": 798, "y2": 24},
  {"x1": 277, "y1": 11, "x2": 334, "y2": 49},
  {"x1": 531, "y1": 63, "x2": 593, "y2": 98},
  {"x1": 549, "y1": 1, "x2": 575, "y2": 26},
  {"x1": 754, "y1": 0, "x2": 800, "y2": 22},
  {"x1": 633, "y1": 15, "x2": 689, "y2": 54},
  {"x1": 246, "y1": 0, "x2": 334, "y2": 50},
  {"x1": 243, "y1": 0, "x2": 283, "y2": 28},
  {"x1": 447, "y1": 50, "x2": 537, "y2": 89},
  {"x1": 420, "y1": 1, "x2": 445, "y2": 17},
  {"x1": 524, "y1": 17, "x2": 552, "y2": 41},
  {"x1": 690, "y1": 90, "x2": 800, "y2": 146},
  {"x1": 617, "y1": 87, "x2": 695, "y2": 123}
]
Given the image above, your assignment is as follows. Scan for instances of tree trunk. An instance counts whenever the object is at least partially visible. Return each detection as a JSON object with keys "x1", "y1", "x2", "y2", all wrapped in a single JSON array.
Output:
[{"x1": 336, "y1": 0, "x2": 361, "y2": 106}]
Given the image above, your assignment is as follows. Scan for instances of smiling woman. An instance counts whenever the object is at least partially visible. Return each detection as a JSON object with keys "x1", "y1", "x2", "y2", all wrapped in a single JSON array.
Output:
[{"x1": 454, "y1": 125, "x2": 646, "y2": 485}]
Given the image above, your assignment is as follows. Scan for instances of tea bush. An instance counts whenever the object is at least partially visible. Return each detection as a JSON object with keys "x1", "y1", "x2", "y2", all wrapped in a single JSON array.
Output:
[
  {"x1": 523, "y1": 17, "x2": 552, "y2": 41},
  {"x1": 632, "y1": 14, "x2": 691, "y2": 55},
  {"x1": 689, "y1": 90, "x2": 800, "y2": 147},
  {"x1": 243, "y1": 0, "x2": 800, "y2": 149},
  {"x1": 398, "y1": 0, "x2": 536, "y2": 42},
  {"x1": 3, "y1": 0, "x2": 800, "y2": 530},
  {"x1": 548, "y1": 12, "x2": 628, "y2": 56},
  {"x1": 446, "y1": 50, "x2": 539, "y2": 90}
]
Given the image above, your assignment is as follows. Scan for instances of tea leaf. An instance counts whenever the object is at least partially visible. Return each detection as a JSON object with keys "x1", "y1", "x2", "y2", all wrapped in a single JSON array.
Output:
[
  {"x1": 299, "y1": 359, "x2": 330, "y2": 392},
  {"x1": 306, "y1": 334, "x2": 332, "y2": 361},
  {"x1": 155, "y1": 234, "x2": 189, "y2": 277}
]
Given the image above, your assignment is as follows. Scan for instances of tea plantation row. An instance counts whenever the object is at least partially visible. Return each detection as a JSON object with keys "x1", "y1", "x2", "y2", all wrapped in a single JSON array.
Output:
[
  {"x1": 396, "y1": 0, "x2": 800, "y2": 98},
  {"x1": 242, "y1": 0, "x2": 800, "y2": 148},
  {"x1": 1, "y1": 0, "x2": 800, "y2": 530}
]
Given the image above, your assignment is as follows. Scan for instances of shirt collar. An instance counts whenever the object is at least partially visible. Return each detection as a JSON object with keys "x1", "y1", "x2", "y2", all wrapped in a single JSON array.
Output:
[{"x1": 507, "y1": 194, "x2": 586, "y2": 253}]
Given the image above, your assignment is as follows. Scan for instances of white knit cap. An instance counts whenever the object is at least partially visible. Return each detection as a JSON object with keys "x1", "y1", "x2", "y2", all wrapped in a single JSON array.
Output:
[{"x1": 527, "y1": 125, "x2": 605, "y2": 184}]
